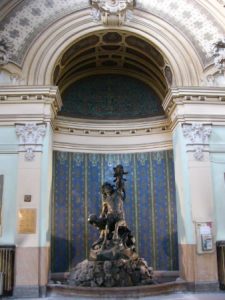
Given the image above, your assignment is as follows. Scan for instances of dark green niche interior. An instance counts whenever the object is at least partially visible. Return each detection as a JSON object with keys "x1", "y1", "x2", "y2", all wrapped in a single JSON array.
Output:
[{"x1": 60, "y1": 74, "x2": 165, "y2": 119}]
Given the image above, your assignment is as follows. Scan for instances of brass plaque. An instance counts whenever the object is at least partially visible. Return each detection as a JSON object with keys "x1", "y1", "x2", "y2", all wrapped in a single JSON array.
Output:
[{"x1": 18, "y1": 209, "x2": 36, "y2": 234}]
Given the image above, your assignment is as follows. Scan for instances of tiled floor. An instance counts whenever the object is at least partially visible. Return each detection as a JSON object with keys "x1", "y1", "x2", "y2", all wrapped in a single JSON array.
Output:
[
  {"x1": 140, "y1": 292, "x2": 225, "y2": 300},
  {"x1": 3, "y1": 292, "x2": 225, "y2": 300}
]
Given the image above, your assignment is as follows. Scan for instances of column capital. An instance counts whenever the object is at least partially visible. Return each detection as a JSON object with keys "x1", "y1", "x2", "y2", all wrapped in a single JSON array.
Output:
[
  {"x1": 182, "y1": 123, "x2": 212, "y2": 161},
  {"x1": 15, "y1": 122, "x2": 47, "y2": 161}
]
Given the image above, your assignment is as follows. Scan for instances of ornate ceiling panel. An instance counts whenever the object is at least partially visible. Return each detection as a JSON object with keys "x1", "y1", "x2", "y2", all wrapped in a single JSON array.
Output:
[{"x1": 54, "y1": 30, "x2": 168, "y2": 98}]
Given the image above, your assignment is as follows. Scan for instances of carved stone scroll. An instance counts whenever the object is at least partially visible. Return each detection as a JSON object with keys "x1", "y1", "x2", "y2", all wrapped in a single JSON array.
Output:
[
  {"x1": 90, "y1": 0, "x2": 135, "y2": 26},
  {"x1": 0, "y1": 36, "x2": 14, "y2": 66},
  {"x1": 211, "y1": 37, "x2": 225, "y2": 72}
]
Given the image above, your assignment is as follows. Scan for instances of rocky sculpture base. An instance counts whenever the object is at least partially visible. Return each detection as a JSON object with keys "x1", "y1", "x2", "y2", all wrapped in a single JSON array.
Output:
[{"x1": 68, "y1": 258, "x2": 154, "y2": 287}]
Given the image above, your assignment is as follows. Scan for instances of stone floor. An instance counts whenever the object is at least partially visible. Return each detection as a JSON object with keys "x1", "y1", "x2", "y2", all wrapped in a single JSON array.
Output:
[{"x1": 2, "y1": 292, "x2": 225, "y2": 300}]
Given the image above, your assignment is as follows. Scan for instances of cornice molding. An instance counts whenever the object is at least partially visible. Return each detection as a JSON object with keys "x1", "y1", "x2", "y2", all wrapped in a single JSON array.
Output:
[
  {"x1": 163, "y1": 87, "x2": 225, "y2": 116},
  {"x1": 53, "y1": 116, "x2": 170, "y2": 137},
  {"x1": 53, "y1": 116, "x2": 172, "y2": 153},
  {"x1": 0, "y1": 86, "x2": 62, "y2": 120},
  {"x1": 0, "y1": 86, "x2": 61, "y2": 101}
]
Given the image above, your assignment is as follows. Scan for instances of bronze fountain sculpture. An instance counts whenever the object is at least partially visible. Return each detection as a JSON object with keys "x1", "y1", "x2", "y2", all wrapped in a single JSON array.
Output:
[{"x1": 68, "y1": 165, "x2": 154, "y2": 287}]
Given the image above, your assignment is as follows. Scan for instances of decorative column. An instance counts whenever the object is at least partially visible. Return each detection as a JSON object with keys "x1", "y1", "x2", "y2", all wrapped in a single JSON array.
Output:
[
  {"x1": 163, "y1": 87, "x2": 225, "y2": 289},
  {"x1": 0, "y1": 86, "x2": 62, "y2": 297}
]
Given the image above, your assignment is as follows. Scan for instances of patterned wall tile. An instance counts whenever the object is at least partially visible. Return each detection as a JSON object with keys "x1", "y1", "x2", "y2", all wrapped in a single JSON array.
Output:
[
  {"x1": 60, "y1": 75, "x2": 164, "y2": 119},
  {"x1": 51, "y1": 150, "x2": 178, "y2": 272}
]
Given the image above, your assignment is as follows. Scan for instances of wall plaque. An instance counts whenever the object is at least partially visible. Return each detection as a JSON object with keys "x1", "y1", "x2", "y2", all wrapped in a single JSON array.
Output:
[
  {"x1": 24, "y1": 195, "x2": 32, "y2": 202},
  {"x1": 18, "y1": 209, "x2": 36, "y2": 234},
  {"x1": 196, "y1": 222, "x2": 214, "y2": 254}
]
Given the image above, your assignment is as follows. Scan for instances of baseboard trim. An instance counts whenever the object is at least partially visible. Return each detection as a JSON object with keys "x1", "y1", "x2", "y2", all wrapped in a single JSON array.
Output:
[
  {"x1": 13, "y1": 285, "x2": 47, "y2": 298},
  {"x1": 186, "y1": 281, "x2": 220, "y2": 292}
]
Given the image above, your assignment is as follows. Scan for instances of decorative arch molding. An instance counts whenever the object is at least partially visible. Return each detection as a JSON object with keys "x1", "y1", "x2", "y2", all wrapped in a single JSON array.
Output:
[
  {"x1": 21, "y1": 8, "x2": 202, "y2": 88},
  {"x1": 1, "y1": 0, "x2": 225, "y2": 66}
]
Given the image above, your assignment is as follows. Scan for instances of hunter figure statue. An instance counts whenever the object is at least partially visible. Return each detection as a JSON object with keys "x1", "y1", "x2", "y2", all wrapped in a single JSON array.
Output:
[
  {"x1": 68, "y1": 165, "x2": 154, "y2": 287},
  {"x1": 88, "y1": 165, "x2": 136, "y2": 260}
]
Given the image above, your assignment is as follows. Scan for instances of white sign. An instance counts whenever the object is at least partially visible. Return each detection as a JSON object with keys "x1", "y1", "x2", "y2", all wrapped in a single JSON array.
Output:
[{"x1": 200, "y1": 225, "x2": 211, "y2": 235}]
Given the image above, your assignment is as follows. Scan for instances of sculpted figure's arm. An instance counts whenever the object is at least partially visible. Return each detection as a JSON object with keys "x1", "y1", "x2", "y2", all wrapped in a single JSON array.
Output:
[{"x1": 101, "y1": 202, "x2": 108, "y2": 217}]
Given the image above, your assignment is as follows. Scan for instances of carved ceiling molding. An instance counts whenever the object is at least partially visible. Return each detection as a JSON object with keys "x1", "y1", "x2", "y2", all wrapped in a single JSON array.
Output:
[
  {"x1": 202, "y1": 72, "x2": 225, "y2": 87},
  {"x1": 16, "y1": 122, "x2": 47, "y2": 161},
  {"x1": 0, "y1": 69, "x2": 24, "y2": 85},
  {"x1": 182, "y1": 123, "x2": 212, "y2": 161},
  {"x1": 203, "y1": 36, "x2": 225, "y2": 86},
  {"x1": 90, "y1": 0, "x2": 135, "y2": 25}
]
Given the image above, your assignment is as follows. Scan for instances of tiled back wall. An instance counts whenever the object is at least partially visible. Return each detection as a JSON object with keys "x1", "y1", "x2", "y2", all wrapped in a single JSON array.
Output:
[{"x1": 51, "y1": 150, "x2": 178, "y2": 272}]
